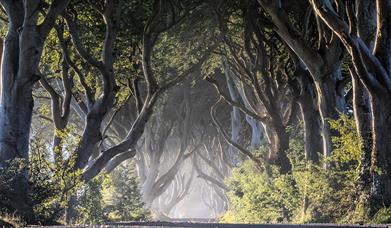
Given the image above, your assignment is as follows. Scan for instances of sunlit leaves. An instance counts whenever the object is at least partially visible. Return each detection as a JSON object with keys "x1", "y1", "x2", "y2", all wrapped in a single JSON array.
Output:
[
  {"x1": 76, "y1": 161, "x2": 150, "y2": 223},
  {"x1": 223, "y1": 115, "x2": 364, "y2": 224}
]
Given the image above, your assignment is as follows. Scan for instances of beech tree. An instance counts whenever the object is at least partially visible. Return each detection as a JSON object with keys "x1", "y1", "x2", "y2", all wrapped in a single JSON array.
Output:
[
  {"x1": 0, "y1": 0, "x2": 214, "y2": 221},
  {"x1": 1, "y1": 0, "x2": 391, "y2": 224},
  {"x1": 256, "y1": 0, "x2": 347, "y2": 158},
  {"x1": 309, "y1": 0, "x2": 391, "y2": 214},
  {"x1": 137, "y1": 80, "x2": 193, "y2": 209},
  {"x1": 208, "y1": 1, "x2": 302, "y2": 173},
  {"x1": 0, "y1": 0, "x2": 70, "y2": 221},
  {"x1": 36, "y1": 0, "x2": 213, "y2": 182},
  {"x1": 157, "y1": 168, "x2": 194, "y2": 218}
]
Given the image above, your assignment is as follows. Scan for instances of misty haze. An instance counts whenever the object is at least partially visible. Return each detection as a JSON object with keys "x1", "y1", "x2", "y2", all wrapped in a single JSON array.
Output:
[{"x1": 0, "y1": 0, "x2": 390, "y2": 227}]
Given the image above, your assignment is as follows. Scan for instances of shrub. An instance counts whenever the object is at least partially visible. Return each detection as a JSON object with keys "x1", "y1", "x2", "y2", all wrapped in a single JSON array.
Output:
[
  {"x1": 371, "y1": 207, "x2": 391, "y2": 224},
  {"x1": 75, "y1": 161, "x2": 150, "y2": 223},
  {"x1": 0, "y1": 137, "x2": 82, "y2": 225},
  {"x1": 222, "y1": 114, "x2": 366, "y2": 224}
]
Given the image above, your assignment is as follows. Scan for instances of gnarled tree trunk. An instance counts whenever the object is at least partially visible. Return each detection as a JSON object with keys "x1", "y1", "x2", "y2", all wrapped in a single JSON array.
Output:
[{"x1": 0, "y1": 0, "x2": 69, "y2": 221}]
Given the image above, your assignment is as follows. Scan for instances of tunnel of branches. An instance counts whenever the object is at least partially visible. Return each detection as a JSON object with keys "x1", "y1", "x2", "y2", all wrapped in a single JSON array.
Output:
[{"x1": 0, "y1": 0, "x2": 391, "y2": 225}]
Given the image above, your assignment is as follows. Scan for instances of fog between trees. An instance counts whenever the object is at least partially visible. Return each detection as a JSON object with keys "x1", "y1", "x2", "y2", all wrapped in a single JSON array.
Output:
[{"x1": 0, "y1": 0, "x2": 390, "y2": 225}]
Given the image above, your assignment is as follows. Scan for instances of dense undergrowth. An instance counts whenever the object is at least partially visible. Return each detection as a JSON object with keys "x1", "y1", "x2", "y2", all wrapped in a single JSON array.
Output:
[
  {"x1": 221, "y1": 115, "x2": 391, "y2": 224},
  {"x1": 0, "y1": 138, "x2": 149, "y2": 226},
  {"x1": 76, "y1": 163, "x2": 150, "y2": 224},
  {"x1": 2, "y1": 115, "x2": 391, "y2": 226}
]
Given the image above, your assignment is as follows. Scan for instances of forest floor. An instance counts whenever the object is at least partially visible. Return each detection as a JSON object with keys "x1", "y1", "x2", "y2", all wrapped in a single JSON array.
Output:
[{"x1": 34, "y1": 221, "x2": 391, "y2": 228}]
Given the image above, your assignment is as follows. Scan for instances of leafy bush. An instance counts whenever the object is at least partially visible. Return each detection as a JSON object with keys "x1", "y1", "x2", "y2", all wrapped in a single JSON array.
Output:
[
  {"x1": 222, "y1": 115, "x2": 370, "y2": 224},
  {"x1": 371, "y1": 207, "x2": 391, "y2": 224},
  {"x1": 222, "y1": 162, "x2": 300, "y2": 223},
  {"x1": 0, "y1": 213, "x2": 25, "y2": 228},
  {"x1": 76, "y1": 177, "x2": 106, "y2": 224},
  {"x1": 0, "y1": 137, "x2": 82, "y2": 225},
  {"x1": 0, "y1": 136, "x2": 149, "y2": 225},
  {"x1": 76, "y1": 161, "x2": 150, "y2": 224}
]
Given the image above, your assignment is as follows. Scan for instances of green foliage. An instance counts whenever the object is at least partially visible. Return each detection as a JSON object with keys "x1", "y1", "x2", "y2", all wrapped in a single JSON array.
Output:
[
  {"x1": 0, "y1": 213, "x2": 25, "y2": 228},
  {"x1": 0, "y1": 159, "x2": 27, "y2": 213},
  {"x1": 222, "y1": 161, "x2": 300, "y2": 223},
  {"x1": 102, "y1": 163, "x2": 150, "y2": 222},
  {"x1": 76, "y1": 178, "x2": 106, "y2": 224},
  {"x1": 0, "y1": 138, "x2": 148, "y2": 225},
  {"x1": 75, "y1": 161, "x2": 150, "y2": 224},
  {"x1": 0, "y1": 137, "x2": 83, "y2": 225},
  {"x1": 30, "y1": 137, "x2": 83, "y2": 224},
  {"x1": 371, "y1": 207, "x2": 391, "y2": 224},
  {"x1": 329, "y1": 114, "x2": 361, "y2": 165},
  {"x1": 222, "y1": 114, "x2": 370, "y2": 224}
]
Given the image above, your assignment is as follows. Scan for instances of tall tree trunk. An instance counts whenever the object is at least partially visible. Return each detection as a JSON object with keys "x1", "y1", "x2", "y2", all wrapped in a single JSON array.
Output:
[
  {"x1": 235, "y1": 80, "x2": 264, "y2": 149},
  {"x1": 272, "y1": 125, "x2": 291, "y2": 174},
  {"x1": 245, "y1": 115, "x2": 263, "y2": 148},
  {"x1": 314, "y1": 68, "x2": 345, "y2": 158},
  {"x1": 65, "y1": 196, "x2": 78, "y2": 224},
  {"x1": 0, "y1": 85, "x2": 35, "y2": 221},
  {"x1": 353, "y1": 0, "x2": 376, "y2": 208},
  {"x1": 74, "y1": 113, "x2": 105, "y2": 169},
  {"x1": 309, "y1": 0, "x2": 391, "y2": 214},
  {"x1": 297, "y1": 72, "x2": 322, "y2": 163},
  {"x1": 367, "y1": 0, "x2": 391, "y2": 212},
  {"x1": 369, "y1": 96, "x2": 391, "y2": 212},
  {"x1": 351, "y1": 70, "x2": 373, "y2": 206},
  {"x1": 298, "y1": 93, "x2": 321, "y2": 216},
  {"x1": 256, "y1": 0, "x2": 345, "y2": 159},
  {"x1": 0, "y1": 1, "x2": 69, "y2": 221},
  {"x1": 0, "y1": 6, "x2": 36, "y2": 221},
  {"x1": 298, "y1": 95, "x2": 322, "y2": 163},
  {"x1": 225, "y1": 64, "x2": 241, "y2": 166},
  {"x1": 264, "y1": 121, "x2": 291, "y2": 173}
]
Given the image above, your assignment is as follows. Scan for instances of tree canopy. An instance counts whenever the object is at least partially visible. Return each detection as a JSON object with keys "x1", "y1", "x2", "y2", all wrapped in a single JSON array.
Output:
[{"x1": 0, "y1": 0, "x2": 390, "y2": 225}]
